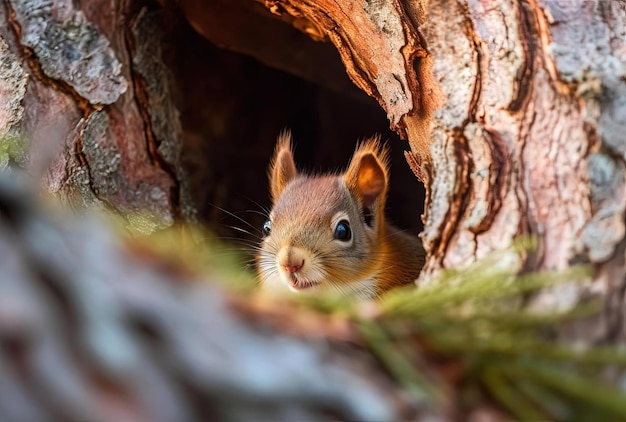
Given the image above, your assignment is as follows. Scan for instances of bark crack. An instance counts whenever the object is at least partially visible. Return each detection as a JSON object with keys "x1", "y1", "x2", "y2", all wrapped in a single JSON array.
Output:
[
  {"x1": 435, "y1": 130, "x2": 473, "y2": 266},
  {"x1": 511, "y1": 0, "x2": 547, "y2": 268},
  {"x1": 124, "y1": 6, "x2": 182, "y2": 219},
  {"x1": 4, "y1": 0, "x2": 100, "y2": 200},
  {"x1": 473, "y1": 128, "x2": 510, "y2": 234},
  {"x1": 463, "y1": 14, "x2": 483, "y2": 126},
  {"x1": 72, "y1": 118, "x2": 107, "y2": 206},
  {"x1": 508, "y1": 0, "x2": 537, "y2": 112},
  {"x1": 3, "y1": 0, "x2": 96, "y2": 116}
]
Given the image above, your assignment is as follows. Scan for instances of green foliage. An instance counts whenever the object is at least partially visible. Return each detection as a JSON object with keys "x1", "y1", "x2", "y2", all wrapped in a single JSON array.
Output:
[
  {"x1": 119, "y1": 217, "x2": 258, "y2": 291},
  {"x1": 356, "y1": 256, "x2": 626, "y2": 421},
  {"x1": 245, "y1": 240, "x2": 626, "y2": 419},
  {"x1": 129, "y1": 226, "x2": 626, "y2": 420}
]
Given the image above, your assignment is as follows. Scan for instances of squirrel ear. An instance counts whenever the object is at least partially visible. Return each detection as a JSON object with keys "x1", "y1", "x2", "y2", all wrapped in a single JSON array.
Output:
[
  {"x1": 269, "y1": 130, "x2": 298, "y2": 202},
  {"x1": 344, "y1": 137, "x2": 389, "y2": 210}
]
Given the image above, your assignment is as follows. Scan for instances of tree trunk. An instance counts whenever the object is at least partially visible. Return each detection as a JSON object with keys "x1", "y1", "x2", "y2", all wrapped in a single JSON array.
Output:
[
  {"x1": 1, "y1": 0, "x2": 196, "y2": 228},
  {"x1": 239, "y1": 0, "x2": 626, "y2": 341},
  {"x1": 1, "y1": 0, "x2": 626, "y2": 419}
]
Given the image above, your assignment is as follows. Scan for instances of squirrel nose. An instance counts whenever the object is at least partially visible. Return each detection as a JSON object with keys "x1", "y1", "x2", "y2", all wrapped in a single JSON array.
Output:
[
  {"x1": 284, "y1": 260, "x2": 304, "y2": 273},
  {"x1": 278, "y1": 246, "x2": 307, "y2": 274}
]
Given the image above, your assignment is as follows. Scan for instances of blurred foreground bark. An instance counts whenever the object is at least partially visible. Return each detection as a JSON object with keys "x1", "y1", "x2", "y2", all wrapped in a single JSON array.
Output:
[{"x1": 0, "y1": 175, "x2": 436, "y2": 421}]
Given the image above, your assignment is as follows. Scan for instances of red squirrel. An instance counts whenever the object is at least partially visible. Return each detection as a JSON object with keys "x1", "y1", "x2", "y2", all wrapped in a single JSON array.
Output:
[{"x1": 256, "y1": 131, "x2": 425, "y2": 299}]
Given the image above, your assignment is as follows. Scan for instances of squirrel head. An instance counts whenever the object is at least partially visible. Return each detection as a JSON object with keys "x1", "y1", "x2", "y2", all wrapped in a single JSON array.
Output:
[{"x1": 257, "y1": 130, "x2": 391, "y2": 298}]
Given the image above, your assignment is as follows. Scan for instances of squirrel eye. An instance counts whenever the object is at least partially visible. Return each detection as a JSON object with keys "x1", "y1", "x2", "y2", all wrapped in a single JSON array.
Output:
[
  {"x1": 333, "y1": 220, "x2": 351, "y2": 241},
  {"x1": 262, "y1": 219, "x2": 272, "y2": 236}
]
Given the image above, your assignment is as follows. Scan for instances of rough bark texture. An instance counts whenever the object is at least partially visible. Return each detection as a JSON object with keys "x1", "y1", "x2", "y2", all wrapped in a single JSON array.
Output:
[
  {"x1": 1, "y1": 0, "x2": 195, "y2": 229},
  {"x1": 1, "y1": 0, "x2": 626, "y2": 419},
  {"x1": 0, "y1": 175, "x2": 440, "y2": 421},
  {"x1": 238, "y1": 0, "x2": 625, "y2": 335},
  {"x1": 419, "y1": 1, "x2": 626, "y2": 341}
]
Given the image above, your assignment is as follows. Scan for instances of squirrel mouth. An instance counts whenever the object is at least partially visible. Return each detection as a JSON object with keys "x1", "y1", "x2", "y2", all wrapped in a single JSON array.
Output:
[{"x1": 287, "y1": 274, "x2": 319, "y2": 291}]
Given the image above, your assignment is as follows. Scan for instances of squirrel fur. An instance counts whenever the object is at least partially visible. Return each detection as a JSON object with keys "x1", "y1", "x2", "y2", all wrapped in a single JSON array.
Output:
[{"x1": 256, "y1": 131, "x2": 425, "y2": 299}]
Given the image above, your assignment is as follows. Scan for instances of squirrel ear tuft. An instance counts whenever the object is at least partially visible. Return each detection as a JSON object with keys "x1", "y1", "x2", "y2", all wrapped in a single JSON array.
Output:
[
  {"x1": 344, "y1": 137, "x2": 389, "y2": 210},
  {"x1": 269, "y1": 130, "x2": 298, "y2": 203}
]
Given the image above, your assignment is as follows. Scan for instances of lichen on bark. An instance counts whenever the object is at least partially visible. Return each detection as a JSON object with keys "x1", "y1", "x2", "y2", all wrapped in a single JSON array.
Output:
[
  {"x1": 79, "y1": 111, "x2": 175, "y2": 229},
  {"x1": 10, "y1": 0, "x2": 127, "y2": 104},
  {"x1": 0, "y1": 36, "x2": 28, "y2": 168},
  {"x1": 540, "y1": 1, "x2": 626, "y2": 264}
]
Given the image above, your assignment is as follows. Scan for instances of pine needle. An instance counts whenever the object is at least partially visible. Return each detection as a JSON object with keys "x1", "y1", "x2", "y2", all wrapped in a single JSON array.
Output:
[
  {"x1": 503, "y1": 361, "x2": 626, "y2": 420},
  {"x1": 357, "y1": 321, "x2": 439, "y2": 403},
  {"x1": 482, "y1": 366, "x2": 547, "y2": 421}
]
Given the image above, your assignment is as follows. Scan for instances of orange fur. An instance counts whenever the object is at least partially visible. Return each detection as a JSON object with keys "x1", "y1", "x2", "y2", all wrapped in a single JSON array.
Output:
[
  {"x1": 269, "y1": 130, "x2": 297, "y2": 203},
  {"x1": 258, "y1": 132, "x2": 425, "y2": 298}
]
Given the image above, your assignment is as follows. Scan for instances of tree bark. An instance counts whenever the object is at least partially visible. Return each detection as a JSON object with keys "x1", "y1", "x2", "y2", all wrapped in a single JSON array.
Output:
[
  {"x1": 0, "y1": 174, "x2": 440, "y2": 421},
  {"x1": 2, "y1": 0, "x2": 626, "y2": 419},
  {"x1": 241, "y1": 0, "x2": 626, "y2": 341},
  {"x1": 423, "y1": 1, "x2": 626, "y2": 342},
  {"x1": 1, "y1": 0, "x2": 195, "y2": 229}
]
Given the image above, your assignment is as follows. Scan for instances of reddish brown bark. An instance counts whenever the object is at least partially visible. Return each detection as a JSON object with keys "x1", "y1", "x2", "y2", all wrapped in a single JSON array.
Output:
[
  {"x1": 1, "y1": 1, "x2": 626, "y2": 420},
  {"x1": 256, "y1": 0, "x2": 442, "y2": 172},
  {"x1": 236, "y1": 1, "x2": 626, "y2": 340},
  {"x1": 2, "y1": 0, "x2": 625, "y2": 331},
  {"x1": 420, "y1": 1, "x2": 626, "y2": 330},
  {"x1": 1, "y1": 0, "x2": 194, "y2": 228}
]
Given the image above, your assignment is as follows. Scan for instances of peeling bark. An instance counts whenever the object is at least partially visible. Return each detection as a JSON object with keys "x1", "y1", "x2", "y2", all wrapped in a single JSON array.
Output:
[{"x1": 252, "y1": 0, "x2": 442, "y2": 165}]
